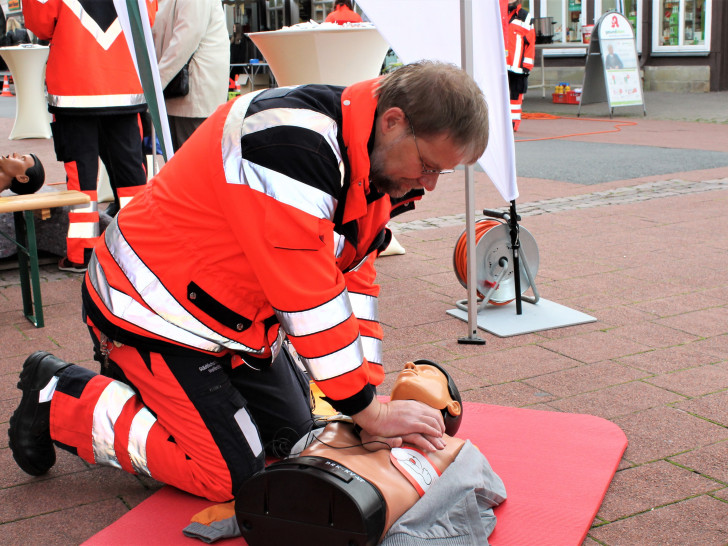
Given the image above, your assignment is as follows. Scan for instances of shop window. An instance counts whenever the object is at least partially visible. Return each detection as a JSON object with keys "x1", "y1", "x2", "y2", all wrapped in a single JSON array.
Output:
[
  {"x1": 652, "y1": 0, "x2": 711, "y2": 54},
  {"x1": 541, "y1": 0, "x2": 586, "y2": 43}
]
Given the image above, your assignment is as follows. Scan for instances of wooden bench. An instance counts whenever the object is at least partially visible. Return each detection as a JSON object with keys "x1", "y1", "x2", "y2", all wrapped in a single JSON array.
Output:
[{"x1": 0, "y1": 190, "x2": 90, "y2": 327}]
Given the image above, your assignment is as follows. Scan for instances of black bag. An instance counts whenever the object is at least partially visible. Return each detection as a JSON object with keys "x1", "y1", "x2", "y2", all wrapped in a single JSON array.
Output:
[{"x1": 163, "y1": 61, "x2": 190, "y2": 99}]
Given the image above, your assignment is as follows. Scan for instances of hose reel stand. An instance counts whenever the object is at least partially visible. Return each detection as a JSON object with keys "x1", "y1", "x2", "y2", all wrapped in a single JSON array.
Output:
[{"x1": 452, "y1": 210, "x2": 540, "y2": 313}]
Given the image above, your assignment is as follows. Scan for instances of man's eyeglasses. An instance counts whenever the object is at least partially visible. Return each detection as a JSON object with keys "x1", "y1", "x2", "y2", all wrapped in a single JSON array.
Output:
[{"x1": 405, "y1": 114, "x2": 455, "y2": 176}]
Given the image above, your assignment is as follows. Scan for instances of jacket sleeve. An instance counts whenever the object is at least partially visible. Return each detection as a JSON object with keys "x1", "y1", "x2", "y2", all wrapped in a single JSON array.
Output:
[
  {"x1": 22, "y1": 0, "x2": 59, "y2": 41},
  {"x1": 523, "y1": 13, "x2": 536, "y2": 71},
  {"x1": 343, "y1": 252, "x2": 385, "y2": 387},
  {"x1": 230, "y1": 192, "x2": 376, "y2": 416}
]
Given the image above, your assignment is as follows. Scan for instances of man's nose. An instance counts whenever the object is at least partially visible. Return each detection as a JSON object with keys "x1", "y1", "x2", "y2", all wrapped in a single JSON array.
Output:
[{"x1": 419, "y1": 174, "x2": 439, "y2": 192}]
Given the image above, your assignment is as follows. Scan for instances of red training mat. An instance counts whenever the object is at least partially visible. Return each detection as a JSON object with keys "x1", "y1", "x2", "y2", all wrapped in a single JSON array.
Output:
[{"x1": 83, "y1": 403, "x2": 627, "y2": 546}]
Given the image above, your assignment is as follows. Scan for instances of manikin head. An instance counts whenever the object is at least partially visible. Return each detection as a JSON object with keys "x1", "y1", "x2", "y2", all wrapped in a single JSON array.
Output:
[
  {"x1": 0, "y1": 153, "x2": 45, "y2": 195},
  {"x1": 390, "y1": 359, "x2": 463, "y2": 435}
]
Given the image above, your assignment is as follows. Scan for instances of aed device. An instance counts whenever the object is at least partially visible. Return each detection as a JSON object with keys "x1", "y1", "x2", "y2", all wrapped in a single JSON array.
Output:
[{"x1": 235, "y1": 455, "x2": 386, "y2": 546}]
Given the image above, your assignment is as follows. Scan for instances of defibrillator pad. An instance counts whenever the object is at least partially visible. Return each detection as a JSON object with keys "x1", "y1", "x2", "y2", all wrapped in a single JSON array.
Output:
[{"x1": 235, "y1": 455, "x2": 386, "y2": 546}]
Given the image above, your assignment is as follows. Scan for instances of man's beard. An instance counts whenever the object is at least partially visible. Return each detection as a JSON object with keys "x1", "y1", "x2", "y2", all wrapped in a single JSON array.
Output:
[{"x1": 369, "y1": 142, "x2": 411, "y2": 198}]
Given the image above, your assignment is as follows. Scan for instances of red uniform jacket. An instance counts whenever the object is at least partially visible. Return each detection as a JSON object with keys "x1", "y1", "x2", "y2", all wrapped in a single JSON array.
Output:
[
  {"x1": 23, "y1": 0, "x2": 156, "y2": 113},
  {"x1": 325, "y1": 5, "x2": 363, "y2": 24},
  {"x1": 505, "y1": 4, "x2": 535, "y2": 74},
  {"x1": 83, "y1": 79, "x2": 420, "y2": 415}
]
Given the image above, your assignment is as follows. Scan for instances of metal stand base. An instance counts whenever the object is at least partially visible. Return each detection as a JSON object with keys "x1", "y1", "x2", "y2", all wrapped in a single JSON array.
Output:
[
  {"x1": 447, "y1": 298, "x2": 596, "y2": 338},
  {"x1": 457, "y1": 335, "x2": 486, "y2": 345}
]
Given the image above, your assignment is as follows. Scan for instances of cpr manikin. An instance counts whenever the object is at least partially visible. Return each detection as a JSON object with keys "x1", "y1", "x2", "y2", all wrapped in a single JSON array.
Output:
[{"x1": 234, "y1": 360, "x2": 507, "y2": 545}]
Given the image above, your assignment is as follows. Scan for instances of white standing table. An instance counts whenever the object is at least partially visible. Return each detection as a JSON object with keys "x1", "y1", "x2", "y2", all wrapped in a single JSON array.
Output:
[
  {"x1": 0, "y1": 45, "x2": 52, "y2": 140},
  {"x1": 248, "y1": 25, "x2": 390, "y2": 87}
]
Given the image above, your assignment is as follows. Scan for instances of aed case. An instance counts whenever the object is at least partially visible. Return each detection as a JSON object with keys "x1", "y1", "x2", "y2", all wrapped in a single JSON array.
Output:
[{"x1": 236, "y1": 456, "x2": 386, "y2": 546}]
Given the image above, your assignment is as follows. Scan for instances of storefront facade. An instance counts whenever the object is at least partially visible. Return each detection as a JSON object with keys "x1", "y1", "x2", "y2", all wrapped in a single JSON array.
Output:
[{"x1": 523, "y1": 0, "x2": 727, "y2": 91}]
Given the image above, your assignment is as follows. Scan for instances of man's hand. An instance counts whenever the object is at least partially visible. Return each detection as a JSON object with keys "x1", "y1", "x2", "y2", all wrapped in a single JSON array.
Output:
[{"x1": 352, "y1": 398, "x2": 446, "y2": 452}]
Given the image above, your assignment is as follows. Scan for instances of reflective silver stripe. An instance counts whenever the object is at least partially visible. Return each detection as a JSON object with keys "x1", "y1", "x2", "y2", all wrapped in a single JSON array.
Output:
[
  {"x1": 360, "y1": 335, "x2": 382, "y2": 366},
  {"x1": 119, "y1": 195, "x2": 134, "y2": 208},
  {"x1": 333, "y1": 232, "x2": 346, "y2": 258},
  {"x1": 276, "y1": 289, "x2": 352, "y2": 337},
  {"x1": 48, "y1": 93, "x2": 147, "y2": 108},
  {"x1": 270, "y1": 327, "x2": 284, "y2": 361},
  {"x1": 87, "y1": 221, "x2": 262, "y2": 353},
  {"x1": 512, "y1": 18, "x2": 532, "y2": 31},
  {"x1": 523, "y1": 56, "x2": 534, "y2": 65},
  {"x1": 300, "y1": 336, "x2": 364, "y2": 382},
  {"x1": 221, "y1": 93, "x2": 342, "y2": 221},
  {"x1": 234, "y1": 407, "x2": 263, "y2": 457},
  {"x1": 92, "y1": 380, "x2": 135, "y2": 469},
  {"x1": 39, "y1": 376, "x2": 59, "y2": 404},
  {"x1": 242, "y1": 160, "x2": 337, "y2": 220},
  {"x1": 63, "y1": 0, "x2": 122, "y2": 49},
  {"x1": 348, "y1": 292, "x2": 378, "y2": 322},
  {"x1": 72, "y1": 200, "x2": 97, "y2": 213},
  {"x1": 513, "y1": 39, "x2": 524, "y2": 70},
  {"x1": 128, "y1": 407, "x2": 156, "y2": 477},
  {"x1": 243, "y1": 107, "x2": 343, "y2": 168},
  {"x1": 222, "y1": 89, "x2": 272, "y2": 188},
  {"x1": 67, "y1": 221, "x2": 99, "y2": 239}
]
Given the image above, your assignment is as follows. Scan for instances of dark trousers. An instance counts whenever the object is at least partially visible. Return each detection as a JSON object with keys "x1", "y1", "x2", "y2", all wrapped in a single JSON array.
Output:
[{"x1": 51, "y1": 112, "x2": 147, "y2": 263}]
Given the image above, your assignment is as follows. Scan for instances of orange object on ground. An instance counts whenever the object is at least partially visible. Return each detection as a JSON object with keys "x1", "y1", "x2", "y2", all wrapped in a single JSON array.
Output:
[{"x1": 1, "y1": 75, "x2": 12, "y2": 97}]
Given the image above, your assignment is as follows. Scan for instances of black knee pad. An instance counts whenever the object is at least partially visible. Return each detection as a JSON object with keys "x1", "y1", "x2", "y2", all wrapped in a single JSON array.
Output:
[{"x1": 235, "y1": 456, "x2": 386, "y2": 546}]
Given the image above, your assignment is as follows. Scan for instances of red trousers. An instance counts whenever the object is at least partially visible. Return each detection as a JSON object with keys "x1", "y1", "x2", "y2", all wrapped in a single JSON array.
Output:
[{"x1": 50, "y1": 328, "x2": 312, "y2": 501}]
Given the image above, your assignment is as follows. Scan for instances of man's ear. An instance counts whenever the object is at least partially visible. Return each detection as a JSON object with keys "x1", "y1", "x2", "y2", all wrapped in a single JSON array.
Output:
[
  {"x1": 379, "y1": 107, "x2": 406, "y2": 133},
  {"x1": 16, "y1": 174, "x2": 29, "y2": 183}
]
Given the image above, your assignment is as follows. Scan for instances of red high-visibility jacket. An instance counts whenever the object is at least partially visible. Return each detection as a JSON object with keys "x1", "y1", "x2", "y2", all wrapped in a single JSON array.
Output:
[
  {"x1": 505, "y1": 4, "x2": 535, "y2": 74},
  {"x1": 83, "y1": 79, "x2": 420, "y2": 415},
  {"x1": 23, "y1": 0, "x2": 156, "y2": 113},
  {"x1": 325, "y1": 4, "x2": 363, "y2": 24}
]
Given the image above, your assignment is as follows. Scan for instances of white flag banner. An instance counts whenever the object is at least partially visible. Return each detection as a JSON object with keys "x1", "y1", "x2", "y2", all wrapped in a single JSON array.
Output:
[
  {"x1": 113, "y1": 0, "x2": 174, "y2": 160},
  {"x1": 356, "y1": 0, "x2": 518, "y2": 202}
]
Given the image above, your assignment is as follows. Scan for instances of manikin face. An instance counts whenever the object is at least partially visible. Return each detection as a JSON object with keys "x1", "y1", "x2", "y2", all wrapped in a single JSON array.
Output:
[
  {"x1": 0, "y1": 152, "x2": 34, "y2": 191},
  {"x1": 390, "y1": 362, "x2": 462, "y2": 417},
  {"x1": 369, "y1": 107, "x2": 466, "y2": 199}
]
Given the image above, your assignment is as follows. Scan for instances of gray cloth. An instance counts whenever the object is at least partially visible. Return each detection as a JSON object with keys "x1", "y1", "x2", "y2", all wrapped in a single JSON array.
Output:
[
  {"x1": 182, "y1": 518, "x2": 240, "y2": 544},
  {"x1": 381, "y1": 441, "x2": 507, "y2": 546}
]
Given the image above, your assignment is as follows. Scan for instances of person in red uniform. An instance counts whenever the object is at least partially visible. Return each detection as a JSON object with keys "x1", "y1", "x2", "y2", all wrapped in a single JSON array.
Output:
[
  {"x1": 504, "y1": 0, "x2": 535, "y2": 132},
  {"x1": 23, "y1": 0, "x2": 157, "y2": 272},
  {"x1": 8, "y1": 61, "x2": 489, "y2": 504},
  {"x1": 324, "y1": 0, "x2": 363, "y2": 24}
]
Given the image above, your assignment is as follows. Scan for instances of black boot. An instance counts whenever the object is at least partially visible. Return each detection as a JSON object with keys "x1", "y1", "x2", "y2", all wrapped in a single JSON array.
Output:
[{"x1": 8, "y1": 352, "x2": 72, "y2": 476}]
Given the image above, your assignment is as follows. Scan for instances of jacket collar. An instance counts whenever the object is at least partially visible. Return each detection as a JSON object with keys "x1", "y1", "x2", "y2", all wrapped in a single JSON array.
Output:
[{"x1": 340, "y1": 77, "x2": 386, "y2": 224}]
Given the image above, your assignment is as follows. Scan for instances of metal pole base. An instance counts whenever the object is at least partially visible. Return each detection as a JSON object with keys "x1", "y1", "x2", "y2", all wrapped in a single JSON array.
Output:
[{"x1": 457, "y1": 335, "x2": 486, "y2": 345}]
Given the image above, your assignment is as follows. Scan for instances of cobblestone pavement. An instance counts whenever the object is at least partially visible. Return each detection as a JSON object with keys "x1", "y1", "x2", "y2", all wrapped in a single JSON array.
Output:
[{"x1": 391, "y1": 177, "x2": 728, "y2": 232}]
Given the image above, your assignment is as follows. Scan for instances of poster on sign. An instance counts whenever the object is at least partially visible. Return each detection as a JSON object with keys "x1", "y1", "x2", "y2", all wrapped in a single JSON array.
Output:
[
  {"x1": 599, "y1": 12, "x2": 642, "y2": 107},
  {"x1": 578, "y1": 11, "x2": 645, "y2": 116}
]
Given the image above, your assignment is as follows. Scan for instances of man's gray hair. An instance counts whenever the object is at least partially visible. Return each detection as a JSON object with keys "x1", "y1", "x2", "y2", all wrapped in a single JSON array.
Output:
[{"x1": 376, "y1": 61, "x2": 489, "y2": 163}]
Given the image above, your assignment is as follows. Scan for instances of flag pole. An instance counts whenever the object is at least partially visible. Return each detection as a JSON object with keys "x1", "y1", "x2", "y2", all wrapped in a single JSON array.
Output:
[{"x1": 458, "y1": 0, "x2": 485, "y2": 345}]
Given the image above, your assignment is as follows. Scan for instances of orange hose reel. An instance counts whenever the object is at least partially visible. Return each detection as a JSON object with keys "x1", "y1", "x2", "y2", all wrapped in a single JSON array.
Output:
[{"x1": 452, "y1": 219, "x2": 539, "y2": 306}]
